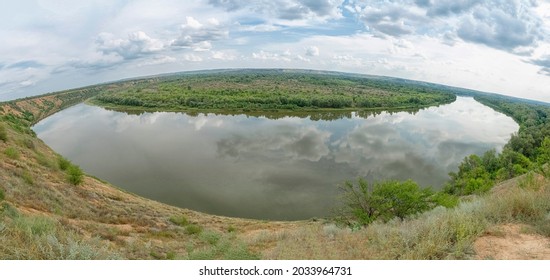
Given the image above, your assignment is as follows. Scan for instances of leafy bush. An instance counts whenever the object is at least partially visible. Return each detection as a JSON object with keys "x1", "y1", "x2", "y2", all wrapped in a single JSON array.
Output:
[
  {"x1": 57, "y1": 156, "x2": 71, "y2": 170},
  {"x1": 0, "y1": 188, "x2": 5, "y2": 202},
  {"x1": 336, "y1": 179, "x2": 440, "y2": 227},
  {"x1": 66, "y1": 165, "x2": 84, "y2": 185},
  {"x1": 169, "y1": 215, "x2": 189, "y2": 226},
  {"x1": 4, "y1": 147, "x2": 19, "y2": 160},
  {"x1": 185, "y1": 224, "x2": 203, "y2": 235}
]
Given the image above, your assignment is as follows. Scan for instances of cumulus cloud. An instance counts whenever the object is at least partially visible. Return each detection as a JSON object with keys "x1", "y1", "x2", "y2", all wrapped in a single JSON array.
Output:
[
  {"x1": 425, "y1": 0, "x2": 478, "y2": 16},
  {"x1": 217, "y1": 125, "x2": 331, "y2": 162},
  {"x1": 456, "y1": 5, "x2": 541, "y2": 51},
  {"x1": 96, "y1": 31, "x2": 164, "y2": 60},
  {"x1": 211, "y1": 50, "x2": 237, "y2": 60},
  {"x1": 252, "y1": 50, "x2": 292, "y2": 61},
  {"x1": 305, "y1": 46, "x2": 319, "y2": 56},
  {"x1": 349, "y1": 0, "x2": 544, "y2": 52},
  {"x1": 172, "y1": 16, "x2": 228, "y2": 51},
  {"x1": 355, "y1": 4, "x2": 425, "y2": 37}
]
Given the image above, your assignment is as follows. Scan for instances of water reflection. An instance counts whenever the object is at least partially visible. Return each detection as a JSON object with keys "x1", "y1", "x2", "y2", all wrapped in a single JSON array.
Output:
[{"x1": 33, "y1": 97, "x2": 518, "y2": 220}]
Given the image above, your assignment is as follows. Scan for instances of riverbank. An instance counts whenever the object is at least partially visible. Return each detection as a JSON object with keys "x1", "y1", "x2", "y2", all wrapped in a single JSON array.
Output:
[{"x1": 1, "y1": 73, "x2": 549, "y2": 259}]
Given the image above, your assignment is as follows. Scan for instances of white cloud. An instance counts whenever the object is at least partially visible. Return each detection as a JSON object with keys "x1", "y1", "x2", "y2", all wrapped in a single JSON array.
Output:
[
  {"x1": 96, "y1": 31, "x2": 164, "y2": 59},
  {"x1": 252, "y1": 50, "x2": 292, "y2": 62},
  {"x1": 305, "y1": 46, "x2": 319, "y2": 56},
  {"x1": 211, "y1": 51, "x2": 237, "y2": 60},
  {"x1": 183, "y1": 53, "x2": 203, "y2": 62},
  {"x1": 1, "y1": 0, "x2": 550, "y2": 103},
  {"x1": 172, "y1": 16, "x2": 228, "y2": 51}
]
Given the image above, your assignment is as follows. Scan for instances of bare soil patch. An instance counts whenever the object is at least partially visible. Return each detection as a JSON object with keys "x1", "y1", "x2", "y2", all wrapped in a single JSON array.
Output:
[{"x1": 475, "y1": 224, "x2": 550, "y2": 259}]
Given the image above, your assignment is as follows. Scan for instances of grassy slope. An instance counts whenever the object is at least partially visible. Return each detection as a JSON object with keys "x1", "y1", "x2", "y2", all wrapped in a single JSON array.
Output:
[{"x1": 1, "y1": 74, "x2": 549, "y2": 259}]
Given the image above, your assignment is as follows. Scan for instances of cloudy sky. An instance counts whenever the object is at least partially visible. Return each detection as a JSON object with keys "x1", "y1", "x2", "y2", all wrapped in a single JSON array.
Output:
[{"x1": 1, "y1": 0, "x2": 550, "y2": 102}]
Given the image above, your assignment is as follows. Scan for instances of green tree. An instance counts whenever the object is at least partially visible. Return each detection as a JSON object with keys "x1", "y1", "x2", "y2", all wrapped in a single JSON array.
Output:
[
  {"x1": 370, "y1": 180, "x2": 434, "y2": 222},
  {"x1": 336, "y1": 179, "x2": 439, "y2": 227}
]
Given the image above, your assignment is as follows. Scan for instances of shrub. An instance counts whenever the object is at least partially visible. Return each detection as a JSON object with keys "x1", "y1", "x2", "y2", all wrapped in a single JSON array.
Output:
[
  {"x1": 0, "y1": 124, "x2": 7, "y2": 142},
  {"x1": 66, "y1": 165, "x2": 84, "y2": 185},
  {"x1": 22, "y1": 171, "x2": 34, "y2": 185},
  {"x1": 4, "y1": 147, "x2": 19, "y2": 160},
  {"x1": 169, "y1": 215, "x2": 189, "y2": 226},
  {"x1": 185, "y1": 224, "x2": 203, "y2": 235},
  {"x1": 0, "y1": 188, "x2": 5, "y2": 201},
  {"x1": 23, "y1": 138, "x2": 35, "y2": 150},
  {"x1": 57, "y1": 156, "x2": 71, "y2": 170},
  {"x1": 335, "y1": 179, "x2": 438, "y2": 227}
]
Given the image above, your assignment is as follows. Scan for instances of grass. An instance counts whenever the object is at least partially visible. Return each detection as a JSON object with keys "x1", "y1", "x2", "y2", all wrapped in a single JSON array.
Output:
[
  {"x1": 258, "y1": 175, "x2": 550, "y2": 259},
  {"x1": 0, "y1": 123, "x2": 7, "y2": 142},
  {"x1": 0, "y1": 209, "x2": 119, "y2": 259},
  {"x1": 57, "y1": 156, "x2": 71, "y2": 170},
  {"x1": 185, "y1": 224, "x2": 203, "y2": 235},
  {"x1": 21, "y1": 171, "x2": 34, "y2": 185},
  {"x1": 5, "y1": 147, "x2": 19, "y2": 160},
  {"x1": 169, "y1": 215, "x2": 189, "y2": 226},
  {"x1": 187, "y1": 233, "x2": 259, "y2": 260}
]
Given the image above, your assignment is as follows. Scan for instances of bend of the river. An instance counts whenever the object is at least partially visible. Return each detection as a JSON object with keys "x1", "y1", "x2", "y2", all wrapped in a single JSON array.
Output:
[{"x1": 33, "y1": 97, "x2": 519, "y2": 220}]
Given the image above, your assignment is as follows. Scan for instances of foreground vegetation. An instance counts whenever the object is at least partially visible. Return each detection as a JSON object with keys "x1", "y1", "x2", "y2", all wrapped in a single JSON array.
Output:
[{"x1": 1, "y1": 69, "x2": 550, "y2": 259}]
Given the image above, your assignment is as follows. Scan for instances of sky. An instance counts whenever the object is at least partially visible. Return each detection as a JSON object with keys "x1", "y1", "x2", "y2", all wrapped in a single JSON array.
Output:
[{"x1": 1, "y1": 0, "x2": 550, "y2": 102}]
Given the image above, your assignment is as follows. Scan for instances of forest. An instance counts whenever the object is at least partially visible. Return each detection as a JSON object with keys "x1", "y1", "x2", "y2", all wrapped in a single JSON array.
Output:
[{"x1": 90, "y1": 70, "x2": 456, "y2": 112}]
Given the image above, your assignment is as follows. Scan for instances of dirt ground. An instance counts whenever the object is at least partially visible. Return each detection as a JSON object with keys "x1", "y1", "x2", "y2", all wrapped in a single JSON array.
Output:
[{"x1": 474, "y1": 224, "x2": 550, "y2": 260}]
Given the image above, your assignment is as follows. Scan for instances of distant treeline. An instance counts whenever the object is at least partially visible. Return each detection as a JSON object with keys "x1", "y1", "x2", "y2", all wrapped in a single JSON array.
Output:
[{"x1": 91, "y1": 71, "x2": 456, "y2": 111}]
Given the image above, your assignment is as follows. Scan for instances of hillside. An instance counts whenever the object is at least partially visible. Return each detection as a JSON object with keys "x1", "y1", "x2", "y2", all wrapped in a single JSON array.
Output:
[{"x1": 1, "y1": 71, "x2": 550, "y2": 259}]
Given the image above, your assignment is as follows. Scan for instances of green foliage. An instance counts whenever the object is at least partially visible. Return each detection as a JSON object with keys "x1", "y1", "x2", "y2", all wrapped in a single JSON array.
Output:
[
  {"x1": 186, "y1": 236, "x2": 259, "y2": 260},
  {"x1": 4, "y1": 147, "x2": 20, "y2": 160},
  {"x1": 200, "y1": 231, "x2": 221, "y2": 245},
  {"x1": 185, "y1": 224, "x2": 203, "y2": 235},
  {"x1": 227, "y1": 225, "x2": 236, "y2": 233},
  {"x1": 536, "y1": 137, "x2": 550, "y2": 166},
  {"x1": 57, "y1": 156, "x2": 71, "y2": 170},
  {"x1": 92, "y1": 70, "x2": 456, "y2": 112},
  {"x1": 66, "y1": 164, "x2": 84, "y2": 185},
  {"x1": 371, "y1": 180, "x2": 434, "y2": 222},
  {"x1": 21, "y1": 171, "x2": 34, "y2": 185},
  {"x1": 0, "y1": 188, "x2": 4, "y2": 202},
  {"x1": 0, "y1": 213, "x2": 118, "y2": 259},
  {"x1": 0, "y1": 123, "x2": 7, "y2": 142},
  {"x1": 169, "y1": 215, "x2": 189, "y2": 226},
  {"x1": 336, "y1": 179, "x2": 444, "y2": 227}
]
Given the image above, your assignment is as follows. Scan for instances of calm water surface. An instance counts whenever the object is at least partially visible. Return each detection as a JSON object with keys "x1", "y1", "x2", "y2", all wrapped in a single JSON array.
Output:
[{"x1": 33, "y1": 97, "x2": 518, "y2": 220}]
